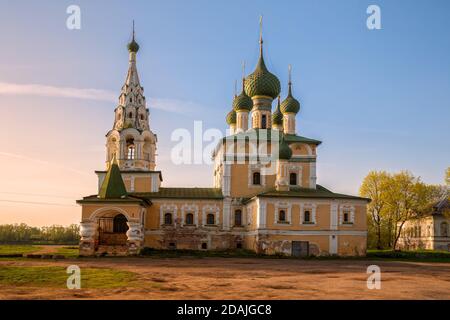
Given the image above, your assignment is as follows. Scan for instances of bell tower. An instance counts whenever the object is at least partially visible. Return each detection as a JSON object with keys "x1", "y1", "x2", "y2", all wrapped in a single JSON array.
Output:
[{"x1": 106, "y1": 22, "x2": 157, "y2": 171}]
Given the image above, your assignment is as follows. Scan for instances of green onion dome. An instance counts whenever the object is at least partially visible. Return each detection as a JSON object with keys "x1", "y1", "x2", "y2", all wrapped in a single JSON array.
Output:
[
  {"x1": 245, "y1": 51, "x2": 281, "y2": 99},
  {"x1": 233, "y1": 79, "x2": 253, "y2": 112},
  {"x1": 272, "y1": 96, "x2": 283, "y2": 126},
  {"x1": 127, "y1": 39, "x2": 139, "y2": 53},
  {"x1": 278, "y1": 133, "x2": 292, "y2": 160},
  {"x1": 226, "y1": 109, "x2": 237, "y2": 125},
  {"x1": 280, "y1": 83, "x2": 300, "y2": 114}
]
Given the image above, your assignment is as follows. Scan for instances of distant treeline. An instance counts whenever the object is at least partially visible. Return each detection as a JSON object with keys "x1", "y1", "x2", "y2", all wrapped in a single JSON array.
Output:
[{"x1": 0, "y1": 223, "x2": 80, "y2": 244}]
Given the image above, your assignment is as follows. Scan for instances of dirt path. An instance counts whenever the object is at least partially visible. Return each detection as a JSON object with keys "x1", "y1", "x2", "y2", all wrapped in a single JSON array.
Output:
[
  {"x1": 31, "y1": 245, "x2": 66, "y2": 255},
  {"x1": 0, "y1": 257, "x2": 449, "y2": 300}
]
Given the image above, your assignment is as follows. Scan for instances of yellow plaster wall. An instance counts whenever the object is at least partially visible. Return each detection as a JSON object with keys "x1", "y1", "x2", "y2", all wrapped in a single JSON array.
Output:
[
  {"x1": 134, "y1": 176, "x2": 151, "y2": 192},
  {"x1": 338, "y1": 235, "x2": 366, "y2": 256},
  {"x1": 290, "y1": 143, "x2": 316, "y2": 156},
  {"x1": 339, "y1": 204, "x2": 367, "y2": 231},
  {"x1": 265, "y1": 203, "x2": 331, "y2": 230}
]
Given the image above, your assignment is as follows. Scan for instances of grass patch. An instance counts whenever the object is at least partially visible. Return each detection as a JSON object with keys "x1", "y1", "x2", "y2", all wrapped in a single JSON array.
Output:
[
  {"x1": 0, "y1": 245, "x2": 41, "y2": 255},
  {"x1": 56, "y1": 246, "x2": 79, "y2": 258},
  {"x1": 0, "y1": 266, "x2": 137, "y2": 288},
  {"x1": 367, "y1": 249, "x2": 450, "y2": 262}
]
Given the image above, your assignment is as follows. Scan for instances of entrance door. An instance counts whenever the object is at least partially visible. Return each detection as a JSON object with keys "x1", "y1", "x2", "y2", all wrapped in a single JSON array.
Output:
[{"x1": 292, "y1": 241, "x2": 309, "y2": 257}]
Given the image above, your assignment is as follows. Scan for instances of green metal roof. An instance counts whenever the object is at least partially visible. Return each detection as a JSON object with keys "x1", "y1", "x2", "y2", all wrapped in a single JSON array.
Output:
[
  {"x1": 233, "y1": 79, "x2": 253, "y2": 112},
  {"x1": 98, "y1": 157, "x2": 127, "y2": 199},
  {"x1": 284, "y1": 134, "x2": 322, "y2": 145},
  {"x1": 244, "y1": 46, "x2": 281, "y2": 99},
  {"x1": 251, "y1": 185, "x2": 370, "y2": 202},
  {"x1": 278, "y1": 134, "x2": 292, "y2": 160},
  {"x1": 226, "y1": 109, "x2": 237, "y2": 125},
  {"x1": 272, "y1": 97, "x2": 283, "y2": 125},
  {"x1": 132, "y1": 187, "x2": 223, "y2": 199},
  {"x1": 280, "y1": 83, "x2": 300, "y2": 114}
]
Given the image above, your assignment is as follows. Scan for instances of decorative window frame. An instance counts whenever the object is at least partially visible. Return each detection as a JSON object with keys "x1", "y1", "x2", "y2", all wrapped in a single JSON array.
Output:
[
  {"x1": 181, "y1": 204, "x2": 199, "y2": 226},
  {"x1": 287, "y1": 164, "x2": 302, "y2": 187},
  {"x1": 339, "y1": 204, "x2": 355, "y2": 225},
  {"x1": 202, "y1": 204, "x2": 220, "y2": 227},
  {"x1": 300, "y1": 203, "x2": 317, "y2": 225},
  {"x1": 233, "y1": 207, "x2": 244, "y2": 227},
  {"x1": 248, "y1": 164, "x2": 266, "y2": 188},
  {"x1": 274, "y1": 201, "x2": 292, "y2": 225},
  {"x1": 160, "y1": 203, "x2": 177, "y2": 226}
]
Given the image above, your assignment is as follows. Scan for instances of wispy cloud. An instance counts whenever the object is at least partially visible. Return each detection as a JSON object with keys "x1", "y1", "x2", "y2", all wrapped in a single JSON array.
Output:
[
  {"x1": 0, "y1": 82, "x2": 116, "y2": 102},
  {"x1": 0, "y1": 82, "x2": 202, "y2": 114},
  {"x1": 149, "y1": 98, "x2": 203, "y2": 114},
  {"x1": 0, "y1": 152, "x2": 90, "y2": 177}
]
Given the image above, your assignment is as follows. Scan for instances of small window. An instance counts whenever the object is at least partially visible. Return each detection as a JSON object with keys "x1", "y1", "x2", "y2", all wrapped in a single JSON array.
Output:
[
  {"x1": 343, "y1": 210, "x2": 351, "y2": 224},
  {"x1": 289, "y1": 173, "x2": 297, "y2": 186},
  {"x1": 236, "y1": 242, "x2": 242, "y2": 249},
  {"x1": 206, "y1": 213, "x2": 215, "y2": 225},
  {"x1": 185, "y1": 213, "x2": 194, "y2": 225},
  {"x1": 130, "y1": 97, "x2": 132, "y2": 103},
  {"x1": 441, "y1": 222, "x2": 448, "y2": 237},
  {"x1": 168, "y1": 242, "x2": 176, "y2": 250},
  {"x1": 252, "y1": 172, "x2": 261, "y2": 185},
  {"x1": 140, "y1": 114, "x2": 144, "y2": 120},
  {"x1": 201, "y1": 243, "x2": 207, "y2": 249},
  {"x1": 304, "y1": 210, "x2": 311, "y2": 223},
  {"x1": 234, "y1": 209, "x2": 242, "y2": 227},
  {"x1": 261, "y1": 114, "x2": 267, "y2": 129},
  {"x1": 128, "y1": 112, "x2": 132, "y2": 118},
  {"x1": 278, "y1": 210, "x2": 286, "y2": 222},
  {"x1": 164, "y1": 213, "x2": 173, "y2": 225}
]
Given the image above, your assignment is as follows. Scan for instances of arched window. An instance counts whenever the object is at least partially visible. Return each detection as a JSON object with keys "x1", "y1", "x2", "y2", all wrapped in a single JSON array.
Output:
[
  {"x1": 113, "y1": 214, "x2": 128, "y2": 233},
  {"x1": 441, "y1": 222, "x2": 448, "y2": 237},
  {"x1": 140, "y1": 114, "x2": 144, "y2": 120},
  {"x1": 234, "y1": 209, "x2": 242, "y2": 226},
  {"x1": 164, "y1": 213, "x2": 173, "y2": 225},
  {"x1": 303, "y1": 210, "x2": 311, "y2": 223},
  {"x1": 128, "y1": 112, "x2": 132, "y2": 118},
  {"x1": 206, "y1": 213, "x2": 215, "y2": 225},
  {"x1": 278, "y1": 210, "x2": 286, "y2": 222},
  {"x1": 289, "y1": 173, "x2": 297, "y2": 185},
  {"x1": 252, "y1": 172, "x2": 261, "y2": 185},
  {"x1": 185, "y1": 213, "x2": 194, "y2": 225},
  {"x1": 261, "y1": 114, "x2": 267, "y2": 129}
]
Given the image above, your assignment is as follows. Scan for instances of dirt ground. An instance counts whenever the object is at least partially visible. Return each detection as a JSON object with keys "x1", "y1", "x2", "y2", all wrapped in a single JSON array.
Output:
[{"x1": 0, "y1": 257, "x2": 449, "y2": 300}]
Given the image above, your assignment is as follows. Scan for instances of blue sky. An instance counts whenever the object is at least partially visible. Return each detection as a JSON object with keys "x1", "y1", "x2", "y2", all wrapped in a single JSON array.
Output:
[{"x1": 0, "y1": 0, "x2": 449, "y2": 225}]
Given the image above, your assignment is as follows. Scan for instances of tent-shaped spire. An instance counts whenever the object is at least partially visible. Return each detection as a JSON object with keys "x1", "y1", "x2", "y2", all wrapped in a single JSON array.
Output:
[
  {"x1": 98, "y1": 155, "x2": 127, "y2": 199},
  {"x1": 125, "y1": 21, "x2": 141, "y2": 87}
]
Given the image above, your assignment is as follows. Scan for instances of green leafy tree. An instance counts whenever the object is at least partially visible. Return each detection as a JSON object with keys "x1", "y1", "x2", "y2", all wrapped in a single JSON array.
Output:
[
  {"x1": 385, "y1": 171, "x2": 434, "y2": 250},
  {"x1": 446, "y1": 167, "x2": 450, "y2": 186},
  {"x1": 359, "y1": 171, "x2": 390, "y2": 249}
]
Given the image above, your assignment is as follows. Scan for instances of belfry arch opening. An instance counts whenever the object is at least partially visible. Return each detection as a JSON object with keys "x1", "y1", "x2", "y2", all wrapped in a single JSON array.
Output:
[{"x1": 126, "y1": 137, "x2": 135, "y2": 160}]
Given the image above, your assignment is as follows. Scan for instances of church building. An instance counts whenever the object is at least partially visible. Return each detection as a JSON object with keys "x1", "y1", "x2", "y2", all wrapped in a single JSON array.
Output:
[{"x1": 77, "y1": 25, "x2": 370, "y2": 257}]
